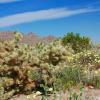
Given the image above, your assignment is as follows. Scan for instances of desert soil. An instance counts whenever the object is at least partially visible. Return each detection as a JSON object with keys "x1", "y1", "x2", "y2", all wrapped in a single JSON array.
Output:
[{"x1": 10, "y1": 88, "x2": 100, "y2": 100}]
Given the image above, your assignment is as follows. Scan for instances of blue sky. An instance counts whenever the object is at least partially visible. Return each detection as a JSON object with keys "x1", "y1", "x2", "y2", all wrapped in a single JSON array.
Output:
[{"x1": 0, "y1": 0, "x2": 100, "y2": 43}]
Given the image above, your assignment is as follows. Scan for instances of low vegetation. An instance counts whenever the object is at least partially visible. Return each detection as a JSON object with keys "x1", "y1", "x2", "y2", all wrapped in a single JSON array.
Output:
[{"x1": 0, "y1": 32, "x2": 100, "y2": 100}]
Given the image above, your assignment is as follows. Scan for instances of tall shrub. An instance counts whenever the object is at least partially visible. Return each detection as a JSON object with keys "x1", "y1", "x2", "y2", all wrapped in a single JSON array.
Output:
[{"x1": 62, "y1": 32, "x2": 92, "y2": 53}]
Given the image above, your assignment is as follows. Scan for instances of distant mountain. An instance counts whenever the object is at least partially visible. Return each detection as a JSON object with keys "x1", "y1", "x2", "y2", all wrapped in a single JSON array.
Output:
[{"x1": 0, "y1": 31, "x2": 56, "y2": 45}]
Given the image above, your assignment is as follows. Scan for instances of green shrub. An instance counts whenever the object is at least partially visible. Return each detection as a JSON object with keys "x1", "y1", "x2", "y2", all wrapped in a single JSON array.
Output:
[
  {"x1": 53, "y1": 66, "x2": 83, "y2": 91},
  {"x1": 62, "y1": 32, "x2": 92, "y2": 53}
]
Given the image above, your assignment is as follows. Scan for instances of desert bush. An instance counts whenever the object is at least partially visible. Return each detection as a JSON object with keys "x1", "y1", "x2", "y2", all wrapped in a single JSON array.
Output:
[
  {"x1": 73, "y1": 49, "x2": 100, "y2": 87},
  {"x1": 73, "y1": 49, "x2": 100, "y2": 70},
  {"x1": 52, "y1": 66, "x2": 83, "y2": 91},
  {"x1": 62, "y1": 32, "x2": 92, "y2": 53}
]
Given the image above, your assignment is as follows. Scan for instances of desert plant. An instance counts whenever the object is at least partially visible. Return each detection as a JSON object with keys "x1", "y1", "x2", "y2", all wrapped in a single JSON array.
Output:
[{"x1": 62, "y1": 32, "x2": 92, "y2": 53}]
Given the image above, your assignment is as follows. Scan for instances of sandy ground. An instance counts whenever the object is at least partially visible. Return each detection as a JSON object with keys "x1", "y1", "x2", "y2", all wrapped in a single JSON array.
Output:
[{"x1": 10, "y1": 88, "x2": 100, "y2": 100}]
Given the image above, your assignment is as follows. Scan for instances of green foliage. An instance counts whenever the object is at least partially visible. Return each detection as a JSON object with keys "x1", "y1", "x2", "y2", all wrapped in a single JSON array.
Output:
[
  {"x1": 94, "y1": 76, "x2": 100, "y2": 88},
  {"x1": 62, "y1": 32, "x2": 92, "y2": 53},
  {"x1": 53, "y1": 66, "x2": 83, "y2": 91}
]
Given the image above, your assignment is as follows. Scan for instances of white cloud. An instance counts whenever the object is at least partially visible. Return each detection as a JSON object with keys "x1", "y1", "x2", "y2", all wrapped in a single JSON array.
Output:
[
  {"x1": 0, "y1": 7, "x2": 99, "y2": 27},
  {"x1": 0, "y1": 0, "x2": 21, "y2": 3}
]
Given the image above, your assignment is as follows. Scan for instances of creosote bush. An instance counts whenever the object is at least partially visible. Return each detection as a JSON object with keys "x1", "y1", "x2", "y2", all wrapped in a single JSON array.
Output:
[{"x1": 62, "y1": 32, "x2": 92, "y2": 53}]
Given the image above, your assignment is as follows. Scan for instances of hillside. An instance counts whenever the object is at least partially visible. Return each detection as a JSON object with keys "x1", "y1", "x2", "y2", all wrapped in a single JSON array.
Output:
[{"x1": 0, "y1": 31, "x2": 56, "y2": 45}]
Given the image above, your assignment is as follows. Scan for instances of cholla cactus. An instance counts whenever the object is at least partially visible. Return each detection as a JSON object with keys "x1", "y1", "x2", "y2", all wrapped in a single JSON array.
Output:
[
  {"x1": 0, "y1": 78, "x2": 15, "y2": 100},
  {"x1": 14, "y1": 31, "x2": 23, "y2": 43},
  {"x1": 39, "y1": 39, "x2": 74, "y2": 66},
  {"x1": 0, "y1": 32, "x2": 75, "y2": 99}
]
